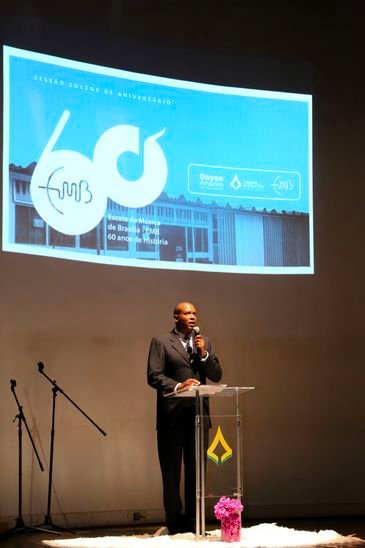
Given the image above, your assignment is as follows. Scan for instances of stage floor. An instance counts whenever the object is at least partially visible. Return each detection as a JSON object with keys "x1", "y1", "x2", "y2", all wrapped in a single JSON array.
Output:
[{"x1": 1, "y1": 517, "x2": 365, "y2": 547}]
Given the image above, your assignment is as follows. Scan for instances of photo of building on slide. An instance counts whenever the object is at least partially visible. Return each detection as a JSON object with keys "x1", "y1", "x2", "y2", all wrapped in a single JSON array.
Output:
[{"x1": 8, "y1": 162, "x2": 309, "y2": 268}]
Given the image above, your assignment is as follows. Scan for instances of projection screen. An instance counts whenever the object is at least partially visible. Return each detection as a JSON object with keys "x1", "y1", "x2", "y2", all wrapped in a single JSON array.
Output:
[{"x1": 2, "y1": 45, "x2": 313, "y2": 274}]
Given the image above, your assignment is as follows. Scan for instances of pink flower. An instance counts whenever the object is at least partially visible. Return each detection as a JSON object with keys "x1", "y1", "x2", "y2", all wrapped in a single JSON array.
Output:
[{"x1": 213, "y1": 496, "x2": 244, "y2": 520}]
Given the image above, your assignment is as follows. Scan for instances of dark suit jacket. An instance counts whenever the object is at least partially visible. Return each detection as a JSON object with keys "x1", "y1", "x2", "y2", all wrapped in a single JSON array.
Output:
[{"x1": 147, "y1": 329, "x2": 222, "y2": 430}]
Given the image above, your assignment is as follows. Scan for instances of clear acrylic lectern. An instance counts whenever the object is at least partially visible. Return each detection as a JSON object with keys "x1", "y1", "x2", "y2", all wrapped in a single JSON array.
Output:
[{"x1": 170, "y1": 385, "x2": 254, "y2": 537}]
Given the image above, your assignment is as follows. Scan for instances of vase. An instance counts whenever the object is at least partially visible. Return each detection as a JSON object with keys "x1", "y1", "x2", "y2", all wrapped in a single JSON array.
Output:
[{"x1": 221, "y1": 512, "x2": 241, "y2": 542}]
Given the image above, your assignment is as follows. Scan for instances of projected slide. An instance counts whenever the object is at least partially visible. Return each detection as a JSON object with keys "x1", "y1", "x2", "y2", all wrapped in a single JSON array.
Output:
[{"x1": 2, "y1": 45, "x2": 313, "y2": 274}]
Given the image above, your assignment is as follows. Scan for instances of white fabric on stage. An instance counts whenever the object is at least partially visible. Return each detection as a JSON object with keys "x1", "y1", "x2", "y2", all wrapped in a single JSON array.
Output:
[{"x1": 42, "y1": 522, "x2": 365, "y2": 548}]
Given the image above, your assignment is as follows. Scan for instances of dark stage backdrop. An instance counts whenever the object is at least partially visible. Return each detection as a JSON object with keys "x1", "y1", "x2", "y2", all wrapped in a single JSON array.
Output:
[{"x1": 0, "y1": 2, "x2": 364, "y2": 530}]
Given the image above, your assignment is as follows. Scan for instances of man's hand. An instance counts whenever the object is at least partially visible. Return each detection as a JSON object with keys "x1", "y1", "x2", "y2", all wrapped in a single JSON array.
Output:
[
  {"x1": 179, "y1": 378, "x2": 200, "y2": 390},
  {"x1": 194, "y1": 334, "x2": 208, "y2": 358}
]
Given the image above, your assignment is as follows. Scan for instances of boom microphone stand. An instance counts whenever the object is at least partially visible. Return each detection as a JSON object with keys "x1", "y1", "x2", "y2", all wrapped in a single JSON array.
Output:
[
  {"x1": 36, "y1": 361, "x2": 107, "y2": 533},
  {"x1": 7, "y1": 379, "x2": 53, "y2": 536}
]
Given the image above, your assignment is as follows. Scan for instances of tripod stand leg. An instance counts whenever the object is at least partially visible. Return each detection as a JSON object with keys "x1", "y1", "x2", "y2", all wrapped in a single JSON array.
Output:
[
  {"x1": 34, "y1": 388, "x2": 75, "y2": 535},
  {"x1": 7, "y1": 425, "x2": 60, "y2": 537}
]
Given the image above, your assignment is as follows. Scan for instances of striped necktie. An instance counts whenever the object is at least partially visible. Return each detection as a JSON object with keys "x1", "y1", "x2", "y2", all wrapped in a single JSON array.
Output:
[{"x1": 184, "y1": 335, "x2": 193, "y2": 357}]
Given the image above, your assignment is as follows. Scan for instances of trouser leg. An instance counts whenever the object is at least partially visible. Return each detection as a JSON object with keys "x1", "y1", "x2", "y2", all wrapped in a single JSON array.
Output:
[
  {"x1": 157, "y1": 427, "x2": 184, "y2": 533},
  {"x1": 183, "y1": 420, "x2": 195, "y2": 526}
]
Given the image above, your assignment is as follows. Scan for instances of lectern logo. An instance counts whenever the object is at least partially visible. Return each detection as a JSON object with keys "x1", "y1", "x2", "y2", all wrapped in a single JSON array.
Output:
[{"x1": 207, "y1": 425, "x2": 233, "y2": 465}]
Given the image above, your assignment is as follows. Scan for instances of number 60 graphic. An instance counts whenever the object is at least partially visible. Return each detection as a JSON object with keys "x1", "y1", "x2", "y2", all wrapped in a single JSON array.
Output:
[{"x1": 30, "y1": 110, "x2": 168, "y2": 235}]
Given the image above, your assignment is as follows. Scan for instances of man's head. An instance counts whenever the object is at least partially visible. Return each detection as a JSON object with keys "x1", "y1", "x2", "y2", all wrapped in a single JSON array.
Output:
[{"x1": 174, "y1": 302, "x2": 197, "y2": 335}]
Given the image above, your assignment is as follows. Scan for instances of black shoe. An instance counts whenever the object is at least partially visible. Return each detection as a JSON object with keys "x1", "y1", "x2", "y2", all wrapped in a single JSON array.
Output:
[
  {"x1": 168, "y1": 523, "x2": 194, "y2": 534},
  {"x1": 182, "y1": 517, "x2": 196, "y2": 533}
]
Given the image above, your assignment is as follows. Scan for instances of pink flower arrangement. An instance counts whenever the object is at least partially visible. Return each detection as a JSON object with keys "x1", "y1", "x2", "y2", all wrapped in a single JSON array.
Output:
[
  {"x1": 214, "y1": 497, "x2": 243, "y2": 542},
  {"x1": 214, "y1": 496, "x2": 243, "y2": 520}
]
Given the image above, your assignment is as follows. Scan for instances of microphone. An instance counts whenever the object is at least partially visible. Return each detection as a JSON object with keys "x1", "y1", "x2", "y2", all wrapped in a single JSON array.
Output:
[
  {"x1": 10, "y1": 379, "x2": 16, "y2": 389},
  {"x1": 192, "y1": 326, "x2": 207, "y2": 359},
  {"x1": 186, "y1": 329, "x2": 199, "y2": 357},
  {"x1": 37, "y1": 362, "x2": 44, "y2": 372},
  {"x1": 186, "y1": 327, "x2": 200, "y2": 357}
]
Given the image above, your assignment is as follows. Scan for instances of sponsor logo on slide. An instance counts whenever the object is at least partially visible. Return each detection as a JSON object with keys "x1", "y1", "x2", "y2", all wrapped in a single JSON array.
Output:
[
  {"x1": 271, "y1": 175, "x2": 294, "y2": 196},
  {"x1": 188, "y1": 163, "x2": 301, "y2": 202},
  {"x1": 30, "y1": 110, "x2": 168, "y2": 235}
]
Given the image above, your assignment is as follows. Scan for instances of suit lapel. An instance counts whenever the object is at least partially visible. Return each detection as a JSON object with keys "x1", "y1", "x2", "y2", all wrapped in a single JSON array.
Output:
[{"x1": 169, "y1": 331, "x2": 191, "y2": 364}]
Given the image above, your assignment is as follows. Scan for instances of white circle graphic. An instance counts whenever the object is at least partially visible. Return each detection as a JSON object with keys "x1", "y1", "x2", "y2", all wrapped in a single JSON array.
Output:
[{"x1": 30, "y1": 149, "x2": 107, "y2": 235}]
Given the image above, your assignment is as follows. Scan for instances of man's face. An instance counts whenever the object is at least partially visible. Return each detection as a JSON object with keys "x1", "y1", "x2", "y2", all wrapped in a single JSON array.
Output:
[{"x1": 174, "y1": 302, "x2": 197, "y2": 335}]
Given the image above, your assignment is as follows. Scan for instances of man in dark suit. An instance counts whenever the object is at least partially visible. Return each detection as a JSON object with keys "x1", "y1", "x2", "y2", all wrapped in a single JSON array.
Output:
[{"x1": 147, "y1": 301, "x2": 222, "y2": 534}]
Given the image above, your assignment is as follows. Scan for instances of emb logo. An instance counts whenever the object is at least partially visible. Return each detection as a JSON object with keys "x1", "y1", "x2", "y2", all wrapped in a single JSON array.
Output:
[{"x1": 30, "y1": 110, "x2": 168, "y2": 235}]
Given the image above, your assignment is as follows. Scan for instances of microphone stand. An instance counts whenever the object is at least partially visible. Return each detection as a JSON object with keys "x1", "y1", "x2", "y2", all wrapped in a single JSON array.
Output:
[
  {"x1": 7, "y1": 379, "x2": 55, "y2": 537},
  {"x1": 35, "y1": 362, "x2": 107, "y2": 534}
]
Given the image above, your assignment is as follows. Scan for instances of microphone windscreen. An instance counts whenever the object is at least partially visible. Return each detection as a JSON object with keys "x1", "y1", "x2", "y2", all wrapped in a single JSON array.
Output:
[{"x1": 193, "y1": 326, "x2": 200, "y2": 336}]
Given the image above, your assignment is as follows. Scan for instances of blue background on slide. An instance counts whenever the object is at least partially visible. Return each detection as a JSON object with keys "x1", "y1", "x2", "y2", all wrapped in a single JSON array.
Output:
[{"x1": 8, "y1": 52, "x2": 311, "y2": 212}]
